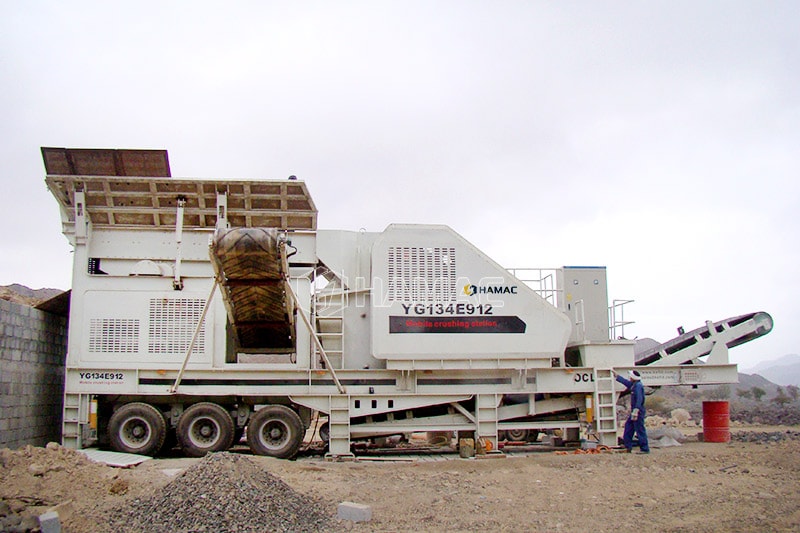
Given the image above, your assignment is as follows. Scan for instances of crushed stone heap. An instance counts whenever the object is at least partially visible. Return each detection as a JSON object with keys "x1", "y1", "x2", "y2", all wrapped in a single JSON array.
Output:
[{"x1": 108, "y1": 452, "x2": 333, "y2": 533}]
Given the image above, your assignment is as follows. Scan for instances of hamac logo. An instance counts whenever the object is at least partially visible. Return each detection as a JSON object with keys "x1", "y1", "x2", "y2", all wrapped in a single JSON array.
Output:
[{"x1": 463, "y1": 283, "x2": 517, "y2": 296}]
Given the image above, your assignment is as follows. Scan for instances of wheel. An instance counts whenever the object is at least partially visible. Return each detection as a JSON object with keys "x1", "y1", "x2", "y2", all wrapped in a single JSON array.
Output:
[
  {"x1": 247, "y1": 405, "x2": 304, "y2": 459},
  {"x1": 506, "y1": 429, "x2": 530, "y2": 442},
  {"x1": 318, "y1": 421, "x2": 330, "y2": 443},
  {"x1": 176, "y1": 402, "x2": 235, "y2": 457},
  {"x1": 108, "y1": 402, "x2": 166, "y2": 456}
]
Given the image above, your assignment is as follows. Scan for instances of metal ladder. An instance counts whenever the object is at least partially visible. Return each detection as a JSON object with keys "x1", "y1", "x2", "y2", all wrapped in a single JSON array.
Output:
[
  {"x1": 326, "y1": 395, "x2": 353, "y2": 458},
  {"x1": 62, "y1": 393, "x2": 88, "y2": 449},
  {"x1": 313, "y1": 278, "x2": 346, "y2": 369},
  {"x1": 593, "y1": 369, "x2": 619, "y2": 446},
  {"x1": 476, "y1": 394, "x2": 500, "y2": 451}
]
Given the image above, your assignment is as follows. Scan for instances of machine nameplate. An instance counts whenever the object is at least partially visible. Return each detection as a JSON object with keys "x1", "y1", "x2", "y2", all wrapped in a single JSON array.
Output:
[
  {"x1": 400, "y1": 303, "x2": 494, "y2": 315},
  {"x1": 390, "y1": 316, "x2": 526, "y2": 334},
  {"x1": 79, "y1": 371, "x2": 125, "y2": 383},
  {"x1": 71, "y1": 370, "x2": 134, "y2": 392}
]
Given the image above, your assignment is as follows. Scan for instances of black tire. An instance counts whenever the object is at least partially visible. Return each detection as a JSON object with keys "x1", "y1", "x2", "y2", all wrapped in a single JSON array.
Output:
[
  {"x1": 318, "y1": 421, "x2": 330, "y2": 443},
  {"x1": 247, "y1": 405, "x2": 304, "y2": 459},
  {"x1": 177, "y1": 402, "x2": 235, "y2": 457},
  {"x1": 108, "y1": 402, "x2": 167, "y2": 456},
  {"x1": 506, "y1": 429, "x2": 530, "y2": 442}
]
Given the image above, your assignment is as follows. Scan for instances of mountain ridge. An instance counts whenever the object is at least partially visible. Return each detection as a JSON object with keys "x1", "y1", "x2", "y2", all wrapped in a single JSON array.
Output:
[
  {"x1": 741, "y1": 354, "x2": 800, "y2": 387},
  {"x1": 0, "y1": 284, "x2": 65, "y2": 307}
]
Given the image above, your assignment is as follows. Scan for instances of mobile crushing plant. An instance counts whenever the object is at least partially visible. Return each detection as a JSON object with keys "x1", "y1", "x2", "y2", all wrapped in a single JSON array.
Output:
[{"x1": 43, "y1": 147, "x2": 773, "y2": 458}]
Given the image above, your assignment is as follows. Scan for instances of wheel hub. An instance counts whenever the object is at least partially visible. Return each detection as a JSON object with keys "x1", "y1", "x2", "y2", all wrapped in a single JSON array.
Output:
[
  {"x1": 262, "y1": 421, "x2": 289, "y2": 447},
  {"x1": 190, "y1": 418, "x2": 220, "y2": 445},
  {"x1": 122, "y1": 418, "x2": 150, "y2": 446}
]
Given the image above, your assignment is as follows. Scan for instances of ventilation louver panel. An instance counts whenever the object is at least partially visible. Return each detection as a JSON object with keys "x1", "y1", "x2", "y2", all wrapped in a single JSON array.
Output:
[
  {"x1": 88, "y1": 319, "x2": 140, "y2": 353},
  {"x1": 148, "y1": 298, "x2": 206, "y2": 355},
  {"x1": 387, "y1": 246, "x2": 457, "y2": 302}
]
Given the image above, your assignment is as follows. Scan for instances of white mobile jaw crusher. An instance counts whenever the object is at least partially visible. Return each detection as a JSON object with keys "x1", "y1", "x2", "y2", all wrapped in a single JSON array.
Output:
[{"x1": 44, "y1": 147, "x2": 773, "y2": 458}]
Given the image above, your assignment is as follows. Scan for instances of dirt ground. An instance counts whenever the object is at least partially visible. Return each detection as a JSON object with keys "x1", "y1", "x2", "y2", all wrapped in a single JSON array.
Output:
[{"x1": 2, "y1": 426, "x2": 800, "y2": 532}]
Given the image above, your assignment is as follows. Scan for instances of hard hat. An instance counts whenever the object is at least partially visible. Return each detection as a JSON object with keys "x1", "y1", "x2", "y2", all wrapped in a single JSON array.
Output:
[{"x1": 628, "y1": 370, "x2": 641, "y2": 381}]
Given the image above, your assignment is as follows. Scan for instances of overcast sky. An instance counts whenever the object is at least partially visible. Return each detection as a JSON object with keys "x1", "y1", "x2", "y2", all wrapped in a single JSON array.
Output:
[{"x1": 1, "y1": 1, "x2": 797, "y2": 369}]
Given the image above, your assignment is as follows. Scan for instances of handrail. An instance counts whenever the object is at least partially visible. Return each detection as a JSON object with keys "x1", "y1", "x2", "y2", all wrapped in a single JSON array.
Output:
[
  {"x1": 609, "y1": 299, "x2": 635, "y2": 340},
  {"x1": 506, "y1": 267, "x2": 562, "y2": 307}
]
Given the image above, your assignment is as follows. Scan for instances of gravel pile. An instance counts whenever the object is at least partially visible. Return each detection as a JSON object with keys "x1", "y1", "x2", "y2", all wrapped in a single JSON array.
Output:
[
  {"x1": 731, "y1": 430, "x2": 800, "y2": 443},
  {"x1": 108, "y1": 452, "x2": 333, "y2": 532}
]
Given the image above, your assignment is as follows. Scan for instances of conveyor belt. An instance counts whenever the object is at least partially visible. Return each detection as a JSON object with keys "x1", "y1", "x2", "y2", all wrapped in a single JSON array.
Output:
[
  {"x1": 211, "y1": 228, "x2": 293, "y2": 350},
  {"x1": 635, "y1": 311, "x2": 773, "y2": 366}
]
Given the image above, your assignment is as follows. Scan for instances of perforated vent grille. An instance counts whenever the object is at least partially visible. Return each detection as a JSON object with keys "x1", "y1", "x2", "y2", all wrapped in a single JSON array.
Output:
[
  {"x1": 387, "y1": 246, "x2": 457, "y2": 302},
  {"x1": 148, "y1": 298, "x2": 206, "y2": 355},
  {"x1": 88, "y1": 319, "x2": 140, "y2": 353}
]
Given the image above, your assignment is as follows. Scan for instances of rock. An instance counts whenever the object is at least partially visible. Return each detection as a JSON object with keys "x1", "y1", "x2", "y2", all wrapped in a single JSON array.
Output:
[
  {"x1": 28, "y1": 463, "x2": 47, "y2": 477},
  {"x1": 670, "y1": 408, "x2": 692, "y2": 425},
  {"x1": 731, "y1": 430, "x2": 800, "y2": 444},
  {"x1": 19, "y1": 515, "x2": 40, "y2": 533},
  {"x1": 0, "y1": 515, "x2": 22, "y2": 532},
  {"x1": 108, "y1": 478, "x2": 129, "y2": 495}
]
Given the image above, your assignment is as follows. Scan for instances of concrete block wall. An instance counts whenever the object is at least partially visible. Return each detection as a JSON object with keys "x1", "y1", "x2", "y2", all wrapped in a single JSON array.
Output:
[{"x1": 0, "y1": 299, "x2": 67, "y2": 449}]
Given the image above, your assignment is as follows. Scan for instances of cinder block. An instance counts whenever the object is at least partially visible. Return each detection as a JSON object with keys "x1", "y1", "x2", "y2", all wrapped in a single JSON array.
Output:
[
  {"x1": 338, "y1": 502, "x2": 373, "y2": 523},
  {"x1": 38, "y1": 511, "x2": 61, "y2": 533}
]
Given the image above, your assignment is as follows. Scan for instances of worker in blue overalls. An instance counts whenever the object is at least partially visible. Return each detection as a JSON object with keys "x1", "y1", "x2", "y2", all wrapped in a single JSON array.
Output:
[{"x1": 613, "y1": 369, "x2": 650, "y2": 453}]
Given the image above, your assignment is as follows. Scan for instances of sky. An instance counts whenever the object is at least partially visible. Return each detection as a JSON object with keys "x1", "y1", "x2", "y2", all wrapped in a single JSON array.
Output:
[{"x1": 1, "y1": 1, "x2": 797, "y2": 369}]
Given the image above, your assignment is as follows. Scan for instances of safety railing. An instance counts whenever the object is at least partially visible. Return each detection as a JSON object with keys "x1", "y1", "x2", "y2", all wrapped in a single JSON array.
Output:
[
  {"x1": 506, "y1": 267, "x2": 562, "y2": 307},
  {"x1": 609, "y1": 299, "x2": 634, "y2": 340}
]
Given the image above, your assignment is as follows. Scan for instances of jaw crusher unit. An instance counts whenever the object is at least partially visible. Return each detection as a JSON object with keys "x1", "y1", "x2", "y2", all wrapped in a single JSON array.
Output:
[{"x1": 44, "y1": 147, "x2": 773, "y2": 459}]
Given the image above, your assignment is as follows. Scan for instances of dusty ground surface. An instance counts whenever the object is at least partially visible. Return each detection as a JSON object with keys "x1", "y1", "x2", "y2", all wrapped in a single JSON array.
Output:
[{"x1": 2, "y1": 426, "x2": 800, "y2": 532}]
